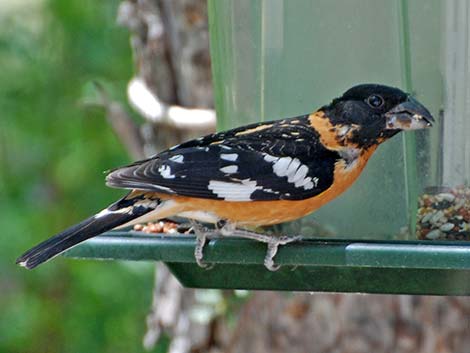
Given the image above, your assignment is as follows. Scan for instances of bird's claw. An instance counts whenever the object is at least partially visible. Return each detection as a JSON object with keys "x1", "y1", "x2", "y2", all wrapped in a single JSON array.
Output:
[
  {"x1": 263, "y1": 234, "x2": 302, "y2": 271},
  {"x1": 264, "y1": 242, "x2": 281, "y2": 271},
  {"x1": 192, "y1": 222, "x2": 216, "y2": 270},
  {"x1": 277, "y1": 234, "x2": 302, "y2": 245},
  {"x1": 221, "y1": 228, "x2": 301, "y2": 271}
]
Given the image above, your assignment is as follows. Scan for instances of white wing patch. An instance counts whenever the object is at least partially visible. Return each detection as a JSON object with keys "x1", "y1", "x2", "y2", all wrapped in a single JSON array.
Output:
[
  {"x1": 208, "y1": 179, "x2": 260, "y2": 201},
  {"x1": 169, "y1": 154, "x2": 184, "y2": 163},
  {"x1": 158, "y1": 165, "x2": 175, "y2": 179},
  {"x1": 263, "y1": 154, "x2": 316, "y2": 190},
  {"x1": 311, "y1": 177, "x2": 319, "y2": 188},
  {"x1": 290, "y1": 164, "x2": 308, "y2": 184},
  {"x1": 220, "y1": 165, "x2": 238, "y2": 174},
  {"x1": 220, "y1": 153, "x2": 238, "y2": 161},
  {"x1": 262, "y1": 188, "x2": 280, "y2": 195}
]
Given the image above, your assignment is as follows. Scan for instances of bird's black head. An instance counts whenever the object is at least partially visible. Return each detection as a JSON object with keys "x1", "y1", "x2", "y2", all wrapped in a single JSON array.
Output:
[{"x1": 323, "y1": 84, "x2": 434, "y2": 148}]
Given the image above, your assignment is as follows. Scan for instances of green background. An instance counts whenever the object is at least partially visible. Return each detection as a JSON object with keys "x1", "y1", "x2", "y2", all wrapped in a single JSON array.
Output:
[{"x1": 0, "y1": 1, "x2": 164, "y2": 352}]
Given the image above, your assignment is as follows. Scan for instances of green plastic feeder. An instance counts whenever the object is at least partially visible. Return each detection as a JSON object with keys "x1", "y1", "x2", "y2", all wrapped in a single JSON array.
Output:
[{"x1": 64, "y1": 231, "x2": 470, "y2": 296}]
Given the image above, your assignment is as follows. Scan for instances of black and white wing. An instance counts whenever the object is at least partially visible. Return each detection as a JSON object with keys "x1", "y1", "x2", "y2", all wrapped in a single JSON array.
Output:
[{"x1": 106, "y1": 115, "x2": 341, "y2": 201}]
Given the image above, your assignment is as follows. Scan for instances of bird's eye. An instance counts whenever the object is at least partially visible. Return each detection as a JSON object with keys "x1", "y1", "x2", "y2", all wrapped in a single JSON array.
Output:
[{"x1": 366, "y1": 95, "x2": 384, "y2": 108}]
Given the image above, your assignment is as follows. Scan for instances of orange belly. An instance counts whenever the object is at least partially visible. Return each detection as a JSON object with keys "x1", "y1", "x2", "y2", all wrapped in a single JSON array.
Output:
[{"x1": 161, "y1": 147, "x2": 376, "y2": 226}]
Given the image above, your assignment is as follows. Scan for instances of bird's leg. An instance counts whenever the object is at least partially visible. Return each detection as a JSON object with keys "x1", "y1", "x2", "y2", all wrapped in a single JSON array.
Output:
[
  {"x1": 190, "y1": 220, "x2": 219, "y2": 269},
  {"x1": 219, "y1": 224, "x2": 302, "y2": 271},
  {"x1": 266, "y1": 242, "x2": 281, "y2": 271},
  {"x1": 190, "y1": 220, "x2": 301, "y2": 271}
]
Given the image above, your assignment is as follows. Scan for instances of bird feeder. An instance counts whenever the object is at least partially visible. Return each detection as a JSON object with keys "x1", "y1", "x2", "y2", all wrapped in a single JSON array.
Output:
[{"x1": 67, "y1": 0, "x2": 470, "y2": 295}]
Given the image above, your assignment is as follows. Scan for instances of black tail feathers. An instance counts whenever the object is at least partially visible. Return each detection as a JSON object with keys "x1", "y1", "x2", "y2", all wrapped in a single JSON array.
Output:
[{"x1": 16, "y1": 194, "x2": 160, "y2": 269}]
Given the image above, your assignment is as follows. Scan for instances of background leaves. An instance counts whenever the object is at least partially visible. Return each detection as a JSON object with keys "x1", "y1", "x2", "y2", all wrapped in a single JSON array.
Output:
[{"x1": 0, "y1": 1, "x2": 159, "y2": 352}]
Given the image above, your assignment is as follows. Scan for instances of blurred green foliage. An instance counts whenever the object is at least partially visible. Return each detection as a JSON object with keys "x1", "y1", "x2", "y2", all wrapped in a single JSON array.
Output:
[{"x1": 0, "y1": 1, "x2": 160, "y2": 352}]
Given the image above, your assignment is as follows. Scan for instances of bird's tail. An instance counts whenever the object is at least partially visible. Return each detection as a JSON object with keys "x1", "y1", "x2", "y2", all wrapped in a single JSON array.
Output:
[{"x1": 16, "y1": 192, "x2": 161, "y2": 269}]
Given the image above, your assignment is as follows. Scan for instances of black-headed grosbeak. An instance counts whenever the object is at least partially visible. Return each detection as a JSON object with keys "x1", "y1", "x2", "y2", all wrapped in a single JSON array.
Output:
[{"x1": 18, "y1": 84, "x2": 434, "y2": 271}]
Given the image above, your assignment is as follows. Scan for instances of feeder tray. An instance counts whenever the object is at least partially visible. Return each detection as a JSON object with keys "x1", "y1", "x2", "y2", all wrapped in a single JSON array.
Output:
[{"x1": 64, "y1": 231, "x2": 470, "y2": 296}]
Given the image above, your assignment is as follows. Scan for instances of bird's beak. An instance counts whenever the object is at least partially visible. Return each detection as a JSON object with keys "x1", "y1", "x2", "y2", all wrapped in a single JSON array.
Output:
[{"x1": 385, "y1": 96, "x2": 434, "y2": 130}]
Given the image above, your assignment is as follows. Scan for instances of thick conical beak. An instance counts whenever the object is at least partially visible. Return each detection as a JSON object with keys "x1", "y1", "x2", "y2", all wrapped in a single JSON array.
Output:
[{"x1": 385, "y1": 96, "x2": 434, "y2": 130}]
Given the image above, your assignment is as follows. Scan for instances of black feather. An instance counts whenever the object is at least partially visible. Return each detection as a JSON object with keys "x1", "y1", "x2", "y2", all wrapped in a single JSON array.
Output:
[
  {"x1": 16, "y1": 194, "x2": 159, "y2": 269},
  {"x1": 106, "y1": 115, "x2": 340, "y2": 201}
]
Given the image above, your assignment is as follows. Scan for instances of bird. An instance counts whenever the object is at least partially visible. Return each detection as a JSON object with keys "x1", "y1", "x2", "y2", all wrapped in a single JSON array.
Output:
[{"x1": 17, "y1": 84, "x2": 434, "y2": 271}]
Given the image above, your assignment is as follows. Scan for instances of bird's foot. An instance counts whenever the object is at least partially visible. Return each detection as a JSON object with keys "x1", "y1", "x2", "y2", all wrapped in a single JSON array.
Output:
[
  {"x1": 190, "y1": 221, "x2": 301, "y2": 271},
  {"x1": 263, "y1": 235, "x2": 302, "y2": 271},
  {"x1": 221, "y1": 228, "x2": 302, "y2": 271},
  {"x1": 190, "y1": 221, "x2": 219, "y2": 269}
]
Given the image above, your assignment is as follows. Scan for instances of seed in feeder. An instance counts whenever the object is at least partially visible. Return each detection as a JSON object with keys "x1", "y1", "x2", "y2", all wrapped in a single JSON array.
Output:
[
  {"x1": 417, "y1": 185, "x2": 470, "y2": 241},
  {"x1": 420, "y1": 211, "x2": 434, "y2": 224},
  {"x1": 162, "y1": 222, "x2": 177, "y2": 233},
  {"x1": 430, "y1": 210, "x2": 445, "y2": 224},
  {"x1": 425, "y1": 229, "x2": 442, "y2": 240},
  {"x1": 420, "y1": 228, "x2": 430, "y2": 237},
  {"x1": 438, "y1": 193, "x2": 455, "y2": 202},
  {"x1": 454, "y1": 199, "x2": 465, "y2": 210},
  {"x1": 423, "y1": 198, "x2": 432, "y2": 207},
  {"x1": 439, "y1": 223, "x2": 454, "y2": 232}
]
